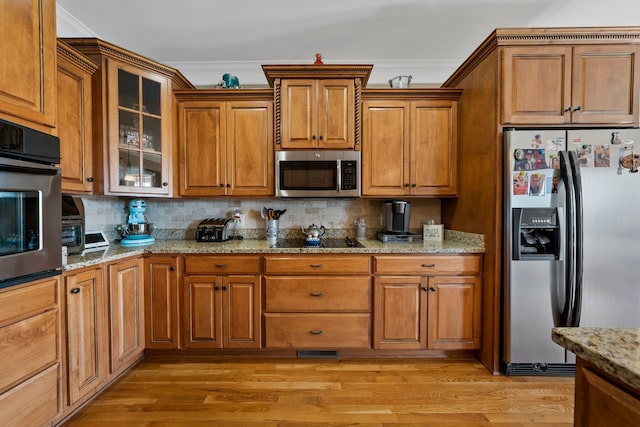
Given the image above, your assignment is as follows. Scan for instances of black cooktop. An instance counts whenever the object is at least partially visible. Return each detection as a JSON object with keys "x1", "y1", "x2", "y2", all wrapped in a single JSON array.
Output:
[{"x1": 272, "y1": 237, "x2": 364, "y2": 248}]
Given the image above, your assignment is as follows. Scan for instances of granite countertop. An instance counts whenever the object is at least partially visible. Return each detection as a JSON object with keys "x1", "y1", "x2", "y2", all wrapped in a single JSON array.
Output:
[
  {"x1": 64, "y1": 230, "x2": 484, "y2": 271},
  {"x1": 552, "y1": 327, "x2": 640, "y2": 391}
]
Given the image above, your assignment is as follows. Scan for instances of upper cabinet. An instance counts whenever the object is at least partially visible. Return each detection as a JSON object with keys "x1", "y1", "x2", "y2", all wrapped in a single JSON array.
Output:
[
  {"x1": 57, "y1": 41, "x2": 98, "y2": 194},
  {"x1": 502, "y1": 44, "x2": 640, "y2": 125},
  {"x1": 0, "y1": 0, "x2": 56, "y2": 131},
  {"x1": 361, "y1": 89, "x2": 461, "y2": 197},
  {"x1": 262, "y1": 64, "x2": 373, "y2": 150},
  {"x1": 175, "y1": 90, "x2": 274, "y2": 197},
  {"x1": 61, "y1": 38, "x2": 194, "y2": 197}
]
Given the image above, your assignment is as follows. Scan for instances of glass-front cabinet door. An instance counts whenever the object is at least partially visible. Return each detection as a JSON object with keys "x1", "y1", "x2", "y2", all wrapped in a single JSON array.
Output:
[{"x1": 108, "y1": 62, "x2": 171, "y2": 195}]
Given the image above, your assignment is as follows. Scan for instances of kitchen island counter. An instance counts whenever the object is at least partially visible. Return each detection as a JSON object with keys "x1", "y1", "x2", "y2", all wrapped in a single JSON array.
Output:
[
  {"x1": 552, "y1": 327, "x2": 640, "y2": 392},
  {"x1": 65, "y1": 230, "x2": 484, "y2": 271}
]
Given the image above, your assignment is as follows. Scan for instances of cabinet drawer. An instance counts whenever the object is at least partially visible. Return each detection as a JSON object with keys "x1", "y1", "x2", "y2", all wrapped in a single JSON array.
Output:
[
  {"x1": 184, "y1": 255, "x2": 261, "y2": 274},
  {"x1": 0, "y1": 309, "x2": 58, "y2": 393},
  {"x1": 0, "y1": 363, "x2": 60, "y2": 427},
  {"x1": 374, "y1": 255, "x2": 481, "y2": 275},
  {"x1": 265, "y1": 276, "x2": 370, "y2": 312},
  {"x1": 265, "y1": 313, "x2": 370, "y2": 348},
  {"x1": 265, "y1": 255, "x2": 370, "y2": 274},
  {"x1": 0, "y1": 277, "x2": 59, "y2": 326}
]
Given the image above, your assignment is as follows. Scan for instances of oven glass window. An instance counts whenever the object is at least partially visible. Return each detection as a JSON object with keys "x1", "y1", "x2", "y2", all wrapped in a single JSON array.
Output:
[
  {"x1": 0, "y1": 191, "x2": 40, "y2": 256},
  {"x1": 280, "y1": 161, "x2": 336, "y2": 190}
]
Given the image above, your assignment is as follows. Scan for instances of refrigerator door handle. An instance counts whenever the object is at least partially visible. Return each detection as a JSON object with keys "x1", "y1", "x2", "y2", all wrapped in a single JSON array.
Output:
[
  {"x1": 567, "y1": 150, "x2": 583, "y2": 326},
  {"x1": 559, "y1": 151, "x2": 576, "y2": 326}
]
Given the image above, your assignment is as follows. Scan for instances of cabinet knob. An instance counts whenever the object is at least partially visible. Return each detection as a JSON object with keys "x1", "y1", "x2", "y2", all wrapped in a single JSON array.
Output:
[
  {"x1": 87, "y1": 177, "x2": 94, "y2": 182},
  {"x1": 162, "y1": 182, "x2": 169, "y2": 187},
  {"x1": 404, "y1": 183, "x2": 410, "y2": 187},
  {"x1": 309, "y1": 330, "x2": 324, "y2": 335},
  {"x1": 412, "y1": 183, "x2": 417, "y2": 188},
  {"x1": 319, "y1": 135, "x2": 324, "y2": 141},
  {"x1": 219, "y1": 184, "x2": 225, "y2": 187},
  {"x1": 310, "y1": 292, "x2": 325, "y2": 297},
  {"x1": 222, "y1": 286, "x2": 227, "y2": 291},
  {"x1": 226, "y1": 183, "x2": 231, "y2": 188},
  {"x1": 214, "y1": 286, "x2": 220, "y2": 291},
  {"x1": 421, "y1": 287, "x2": 429, "y2": 292},
  {"x1": 429, "y1": 287, "x2": 436, "y2": 292},
  {"x1": 70, "y1": 287, "x2": 81, "y2": 294},
  {"x1": 312, "y1": 135, "x2": 317, "y2": 140},
  {"x1": 169, "y1": 266, "x2": 176, "y2": 272}
]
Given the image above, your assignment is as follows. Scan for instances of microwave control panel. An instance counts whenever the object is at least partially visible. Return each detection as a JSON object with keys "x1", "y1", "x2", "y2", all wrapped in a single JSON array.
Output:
[{"x1": 341, "y1": 161, "x2": 358, "y2": 190}]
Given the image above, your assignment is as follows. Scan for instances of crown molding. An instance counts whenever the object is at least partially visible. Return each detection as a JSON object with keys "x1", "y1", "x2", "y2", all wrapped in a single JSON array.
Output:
[{"x1": 56, "y1": 4, "x2": 99, "y2": 37}]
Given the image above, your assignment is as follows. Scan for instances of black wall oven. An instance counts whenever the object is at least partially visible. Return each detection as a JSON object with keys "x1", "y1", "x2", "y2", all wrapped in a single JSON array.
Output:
[{"x1": 0, "y1": 119, "x2": 62, "y2": 288}]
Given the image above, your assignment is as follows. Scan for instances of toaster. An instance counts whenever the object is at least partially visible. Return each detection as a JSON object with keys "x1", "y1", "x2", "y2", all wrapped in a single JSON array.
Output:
[{"x1": 195, "y1": 218, "x2": 234, "y2": 242}]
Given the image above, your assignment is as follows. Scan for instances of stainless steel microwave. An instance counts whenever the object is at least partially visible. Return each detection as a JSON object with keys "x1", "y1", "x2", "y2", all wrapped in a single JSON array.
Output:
[{"x1": 275, "y1": 150, "x2": 361, "y2": 198}]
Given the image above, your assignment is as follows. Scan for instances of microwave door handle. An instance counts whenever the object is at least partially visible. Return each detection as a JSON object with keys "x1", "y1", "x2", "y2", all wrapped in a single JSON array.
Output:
[{"x1": 336, "y1": 159, "x2": 341, "y2": 192}]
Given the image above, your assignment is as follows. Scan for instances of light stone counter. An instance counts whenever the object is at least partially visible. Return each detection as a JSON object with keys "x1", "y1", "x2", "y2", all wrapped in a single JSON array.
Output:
[
  {"x1": 65, "y1": 230, "x2": 484, "y2": 271},
  {"x1": 552, "y1": 327, "x2": 640, "y2": 392}
]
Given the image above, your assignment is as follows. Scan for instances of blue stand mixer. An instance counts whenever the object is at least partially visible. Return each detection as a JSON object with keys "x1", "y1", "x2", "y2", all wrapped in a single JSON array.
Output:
[{"x1": 119, "y1": 199, "x2": 155, "y2": 247}]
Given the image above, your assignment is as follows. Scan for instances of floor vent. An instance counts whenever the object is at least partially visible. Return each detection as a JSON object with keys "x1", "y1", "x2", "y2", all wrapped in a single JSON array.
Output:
[
  {"x1": 502, "y1": 362, "x2": 576, "y2": 376},
  {"x1": 297, "y1": 350, "x2": 338, "y2": 359}
]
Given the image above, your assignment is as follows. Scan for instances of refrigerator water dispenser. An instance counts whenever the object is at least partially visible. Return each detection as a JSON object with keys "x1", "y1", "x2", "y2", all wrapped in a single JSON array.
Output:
[{"x1": 512, "y1": 208, "x2": 560, "y2": 260}]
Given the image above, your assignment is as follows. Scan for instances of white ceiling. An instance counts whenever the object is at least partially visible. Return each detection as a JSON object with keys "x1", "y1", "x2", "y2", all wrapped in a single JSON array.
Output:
[{"x1": 56, "y1": 0, "x2": 640, "y2": 88}]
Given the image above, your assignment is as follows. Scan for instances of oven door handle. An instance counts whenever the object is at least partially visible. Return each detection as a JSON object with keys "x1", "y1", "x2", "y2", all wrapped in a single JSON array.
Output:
[{"x1": 0, "y1": 163, "x2": 59, "y2": 176}]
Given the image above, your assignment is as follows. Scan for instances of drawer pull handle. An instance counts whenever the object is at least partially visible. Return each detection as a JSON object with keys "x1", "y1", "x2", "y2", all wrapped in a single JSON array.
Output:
[
  {"x1": 214, "y1": 264, "x2": 229, "y2": 268},
  {"x1": 309, "y1": 330, "x2": 324, "y2": 335},
  {"x1": 309, "y1": 264, "x2": 324, "y2": 269},
  {"x1": 70, "y1": 287, "x2": 81, "y2": 294},
  {"x1": 310, "y1": 292, "x2": 325, "y2": 297},
  {"x1": 421, "y1": 264, "x2": 436, "y2": 268}
]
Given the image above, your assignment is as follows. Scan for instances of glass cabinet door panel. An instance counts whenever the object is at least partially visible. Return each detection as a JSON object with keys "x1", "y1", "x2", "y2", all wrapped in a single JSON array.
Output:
[
  {"x1": 142, "y1": 152, "x2": 162, "y2": 188},
  {"x1": 119, "y1": 149, "x2": 141, "y2": 187},
  {"x1": 119, "y1": 110, "x2": 140, "y2": 148},
  {"x1": 118, "y1": 69, "x2": 139, "y2": 110},
  {"x1": 142, "y1": 78, "x2": 161, "y2": 116},
  {"x1": 142, "y1": 116, "x2": 161, "y2": 152}
]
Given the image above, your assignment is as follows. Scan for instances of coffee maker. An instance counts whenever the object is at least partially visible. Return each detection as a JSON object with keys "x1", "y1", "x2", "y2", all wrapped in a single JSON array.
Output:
[{"x1": 377, "y1": 200, "x2": 422, "y2": 243}]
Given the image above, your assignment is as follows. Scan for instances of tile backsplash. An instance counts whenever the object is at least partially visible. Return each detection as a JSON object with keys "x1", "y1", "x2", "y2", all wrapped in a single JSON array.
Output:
[{"x1": 80, "y1": 195, "x2": 441, "y2": 240}]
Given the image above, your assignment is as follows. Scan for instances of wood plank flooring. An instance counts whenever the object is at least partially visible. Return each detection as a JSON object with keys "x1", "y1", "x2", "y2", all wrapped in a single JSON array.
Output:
[{"x1": 62, "y1": 358, "x2": 574, "y2": 426}]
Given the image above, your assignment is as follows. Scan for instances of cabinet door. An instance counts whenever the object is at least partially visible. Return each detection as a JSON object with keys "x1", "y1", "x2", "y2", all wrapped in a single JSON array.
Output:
[
  {"x1": 222, "y1": 275, "x2": 261, "y2": 348},
  {"x1": 501, "y1": 46, "x2": 572, "y2": 124},
  {"x1": 317, "y1": 79, "x2": 355, "y2": 149},
  {"x1": 571, "y1": 44, "x2": 640, "y2": 125},
  {"x1": 144, "y1": 256, "x2": 179, "y2": 349},
  {"x1": 107, "y1": 258, "x2": 144, "y2": 375},
  {"x1": 182, "y1": 275, "x2": 223, "y2": 348},
  {"x1": 411, "y1": 101, "x2": 458, "y2": 196},
  {"x1": 65, "y1": 267, "x2": 105, "y2": 405},
  {"x1": 373, "y1": 276, "x2": 427, "y2": 349},
  {"x1": 106, "y1": 61, "x2": 172, "y2": 195},
  {"x1": 427, "y1": 276, "x2": 481, "y2": 350},
  {"x1": 57, "y1": 47, "x2": 95, "y2": 194},
  {"x1": 178, "y1": 101, "x2": 226, "y2": 196},
  {"x1": 362, "y1": 101, "x2": 410, "y2": 196},
  {"x1": 280, "y1": 79, "x2": 317, "y2": 149},
  {"x1": 226, "y1": 101, "x2": 274, "y2": 196},
  {"x1": 0, "y1": 0, "x2": 56, "y2": 129}
]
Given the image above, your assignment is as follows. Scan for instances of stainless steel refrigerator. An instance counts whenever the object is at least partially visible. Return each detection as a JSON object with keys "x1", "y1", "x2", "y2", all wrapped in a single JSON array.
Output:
[{"x1": 502, "y1": 128, "x2": 640, "y2": 375}]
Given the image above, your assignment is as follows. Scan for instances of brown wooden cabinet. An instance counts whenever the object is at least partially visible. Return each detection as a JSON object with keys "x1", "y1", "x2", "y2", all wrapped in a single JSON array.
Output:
[
  {"x1": 262, "y1": 64, "x2": 373, "y2": 150},
  {"x1": 0, "y1": 276, "x2": 62, "y2": 427},
  {"x1": 106, "y1": 257, "x2": 144, "y2": 377},
  {"x1": 182, "y1": 256, "x2": 261, "y2": 349},
  {"x1": 57, "y1": 41, "x2": 99, "y2": 194},
  {"x1": 502, "y1": 44, "x2": 640, "y2": 125},
  {"x1": 362, "y1": 90, "x2": 461, "y2": 197},
  {"x1": 175, "y1": 91, "x2": 274, "y2": 197},
  {"x1": 61, "y1": 38, "x2": 194, "y2": 197},
  {"x1": 263, "y1": 255, "x2": 371, "y2": 349},
  {"x1": 144, "y1": 256, "x2": 180, "y2": 349},
  {"x1": 0, "y1": 0, "x2": 56, "y2": 131},
  {"x1": 63, "y1": 266, "x2": 106, "y2": 407},
  {"x1": 280, "y1": 79, "x2": 355, "y2": 149},
  {"x1": 373, "y1": 255, "x2": 482, "y2": 350}
]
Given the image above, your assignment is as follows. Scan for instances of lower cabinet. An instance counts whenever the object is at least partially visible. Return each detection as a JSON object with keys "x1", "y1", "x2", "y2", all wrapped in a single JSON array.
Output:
[
  {"x1": 182, "y1": 256, "x2": 262, "y2": 349},
  {"x1": 144, "y1": 256, "x2": 180, "y2": 349},
  {"x1": 0, "y1": 276, "x2": 62, "y2": 427},
  {"x1": 373, "y1": 255, "x2": 482, "y2": 350},
  {"x1": 106, "y1": 257, "x2": 145, "y2": 377},
  {"x1": 263, "y1": 255, "x2": 372, "y2": 349},
  {"x1": 63, "y1": 266, "x2": 106, "y2": 408}
]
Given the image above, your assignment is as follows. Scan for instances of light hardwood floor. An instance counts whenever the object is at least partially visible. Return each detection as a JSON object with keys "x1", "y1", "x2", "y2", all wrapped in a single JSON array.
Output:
[{"x1": 63, "y1": 358, "x2": 574, "y2": 426}]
